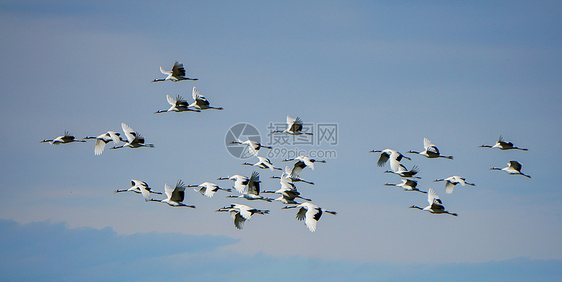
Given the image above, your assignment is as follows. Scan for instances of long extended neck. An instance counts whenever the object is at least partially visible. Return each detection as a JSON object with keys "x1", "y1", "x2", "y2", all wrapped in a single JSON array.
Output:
[{"x1": 409, "y1": 205, "x2": 423, "y2": 211}]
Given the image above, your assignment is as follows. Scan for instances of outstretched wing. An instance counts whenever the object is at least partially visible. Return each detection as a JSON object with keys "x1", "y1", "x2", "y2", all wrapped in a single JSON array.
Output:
[
  {"x1": 305, "y1": 207, "x2": 321, "y2": 232},
  {"x1": 445, "y1": 181, "x2": 455, "y2": 194},
  {"x1": 423, "y1": 138, "x2": 434, "y2": 150},
  {"x1": 94, "y1": 139, "x2": 106, "y2": 155},
  {"x1": 233, "y1": 212, "x2": 246, "y2": 229},
  {"x1": 171, "y1": 61, "x2": 186, "y2": 77},
  {"x1": 509, "y1": 161, "x2": 522, "y2": 171},
  {"x1": 237, "y1": 205, "x2": 254, "y2": 220},
  {"x1": 166, "y1": 94, "x2": 177, "y2": 106},
  {"x1": 247, "y1": 171, "x2": 260, "y2": 195},
  {"x1": 290, "y1": 161, "x2": 306, "y2": 178},
  {"x1": 170, "y1": 180, "x2": 186, "y2": 203},
  {"x1": 296, "y1": 206, "x2": 307, "y2": 221},
  {"x1": 427, "y1": 145, "x2": 440, "y2": 155},
  {"x1": 428, "y1": 188, "x2": 445, "y2": 210},
  {"x1": 286, "y1": 115, "x2": 296, "y2": 125},
  {"x1": 298, "y1": 156, "x2": 315, "y2": 170},
  {"x1": 164, "y1": 183, "x2": 174, "y2": 200},
  {"x1": 377, "y1": 151, "x2": 390, "y2": 167},
  {"x1": 107, "y1": 131, "x2": 121, "y2": 146},
  {"x1": 427, "y1": 188, "x2": 439, "y2": 206},
  {"x1": 140, "y1": 185, "x2": 151, "y2": 201},
  {"x1": 290, "y1": 116, "x2": 303, "y2": 132},
  {"x1": 160, "y1": 66, "x2": 172, "y2": 75},
  {"x1": 192, "y1": 86, "x2": 206, "y2": 101},
  {"x1": 405, "y1": 179, "x2": 417, "y2": 189},
  {"x1": 121, "y1": 123, "x2": 136, "y2": 143},
  {"x1": 192, "y1": 87, "x2": 210, "y2": 108}
]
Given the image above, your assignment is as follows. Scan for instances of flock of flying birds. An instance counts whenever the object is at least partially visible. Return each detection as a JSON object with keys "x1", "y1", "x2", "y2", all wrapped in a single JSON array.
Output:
[
  {"x1": 370, "y1": 136, "x2": 530, "y2": 217},
  {"x1": 40, "y1": 61, "x2": 532, "y2": 230},
  {"x1": 40, "y1": 61, "x2": 337, "y2": 232}
]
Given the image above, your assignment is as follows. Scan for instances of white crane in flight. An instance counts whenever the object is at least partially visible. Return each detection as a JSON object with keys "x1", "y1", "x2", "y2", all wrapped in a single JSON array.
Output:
[
  {"x1": 407, "y1": 138, "x2": 453, "y2": 160},
  {"x1": 479, "y1": 136, "x2": 528, "y2": 151},
  {"x1": 145, "y1": 180, "x2": 196, "y2": 208},
  {"x1": 242, "y1": 156, "x2": 282, "y2": 171},
  {"x1": 215, "y1": 203, "x2": 269, "y2": 230},
  {"x1": 187, "y1": 182, "x2": 231, "y2": 198},
  {"x1": 409, "y1": 188, "x2": 458, "y2": 216},
  {"x1": 41, "y1": 131, "x2": 86, "y2": 145},
  {"x1": 115, "y1": 179, "x2": 162, "y2": 195},
  {"x1": 189, "y1": 87, "x2": 223, "y2": 111},
  {"x1": 152, "y1": 61, "x2": 198, "y2": 82},
  {"x1": 490, "y1": 161, "x2": 531, "y2": 178},
  {"x1": 110, "y1": 123, "x2": 154, "y2": 149},
  {"x1": 384, "y1": 179, "x2": 426, "y2": 194},
  {"x1": 155, "y1": 94, "x2": 200, "y2": 113},
  {"x1": 369, "y1": 148, "x2": 410, "y2": 169},
  {"x1": 434, "y1": 176, "x2": 475, "y2": 194},
  {"x1": 271, "y1": 115, "x2": 313, "y2": 135},
  {"x1": 282, "y1": 202, "x2": 337, "y2": 232}
]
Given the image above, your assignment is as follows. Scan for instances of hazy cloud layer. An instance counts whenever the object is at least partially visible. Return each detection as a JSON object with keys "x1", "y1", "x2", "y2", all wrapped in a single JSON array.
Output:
[{"x1": 0, "y1": 220, "x2": 560, "y2": 281}]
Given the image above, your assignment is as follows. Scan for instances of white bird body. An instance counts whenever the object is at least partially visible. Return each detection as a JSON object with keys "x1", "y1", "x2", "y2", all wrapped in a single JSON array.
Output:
[
  {"x1": 243, "y1": 156, "x2": 282, "y2": 171},
  {"x1": 227, "y1": 172, "x2": 273, "y2": 202},
  {"x1": 188, "y1": 182, "x2": 231, "y2": 198},
  {"x1": 152, "y1": 61, "x2": 198, "y2": 82},
  {"x1": 480, "y1": 136, "x2": 528, "y2": 151},
  {"x1": 271, "y1": 115, "x2": 313, "y2": 135},
  {"x1": 155, "y1": 94, "x2": 200, "y2": 113},
  {"x1": 111, "y1": 123, "x2": 155, "y2": 149},
  {"x1": 148, "y1": 180, "x2": 195, "y2": 208},
  {"x1": 283, "y1": 202, "x2": 337, "y2": 232},
  {"x1": 189, "y1": 87, "x2": 223, "y2": 110},
  {"x1": 216, "y1": 203, "x2": 269, "y2": 229},
  {"x1": 115, "y1": 179, "x2": 162, "y2": 195},
  {"x1": 408, "y1": 138, "x2": 453, "y2": 160},
  {"x1": 410, "y1": 188, "x2": 457, "y2": 216},
  {"x1": 217, "y1": 174, "x2": 250, "y2": 194},
  {"x1": 434, "y1": 175, "x2": 475, "y2": 194},
  {"x1": 41, "y1": 131, "x2": 86, "y2": 145},
  {"x1": 384, "y1": 179, "x2": 426, "y2": 193},
  {"x1": 490, "y1": 161, "x2": 531, "y2": 178},
  {"x1": 85, "y1": 131, "x2": 124, "y2": 155}
]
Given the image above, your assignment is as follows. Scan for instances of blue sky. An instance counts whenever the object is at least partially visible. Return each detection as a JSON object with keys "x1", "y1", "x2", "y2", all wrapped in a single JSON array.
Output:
[{"x1": 1, "y1": 1, "x2": 561, "y2": 280}]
